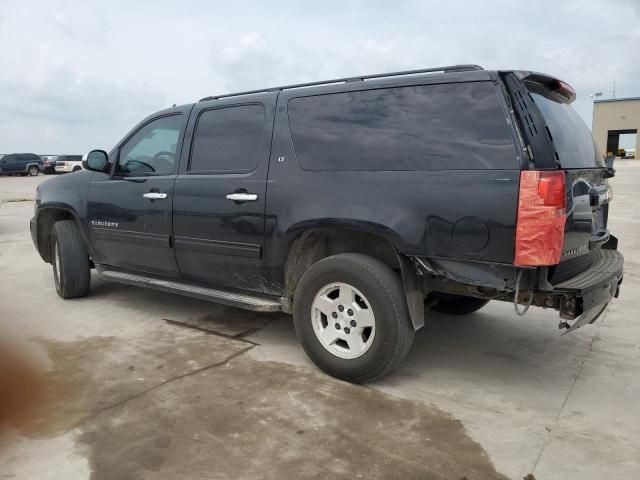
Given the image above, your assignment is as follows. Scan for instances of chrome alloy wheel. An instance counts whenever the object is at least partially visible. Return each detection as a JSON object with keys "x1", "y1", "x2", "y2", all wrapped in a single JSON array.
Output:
[{"x1": 310, "y1": 282, "x2": 376, "y2": 359}]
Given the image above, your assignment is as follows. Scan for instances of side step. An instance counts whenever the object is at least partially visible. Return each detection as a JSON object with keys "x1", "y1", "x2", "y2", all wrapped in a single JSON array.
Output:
[{"x1": 98, "y1": 269, "x2": 282, "y2": 312}]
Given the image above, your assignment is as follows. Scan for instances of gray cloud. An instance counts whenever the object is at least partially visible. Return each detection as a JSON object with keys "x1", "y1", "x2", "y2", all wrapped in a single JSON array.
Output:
[{"x1": 0, "y1": 0, "x2": 638, "y2": 154}]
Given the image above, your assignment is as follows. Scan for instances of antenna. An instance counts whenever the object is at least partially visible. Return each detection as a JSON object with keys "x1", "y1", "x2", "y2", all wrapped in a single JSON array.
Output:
[{"x1": 613, "y1": 79, "x2": 616, "y2": 99}]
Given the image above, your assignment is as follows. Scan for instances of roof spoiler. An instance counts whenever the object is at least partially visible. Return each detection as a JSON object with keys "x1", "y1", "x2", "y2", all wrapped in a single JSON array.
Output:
[{"x1": 515, "y1": 71, "x2": 577, "y2": 104}]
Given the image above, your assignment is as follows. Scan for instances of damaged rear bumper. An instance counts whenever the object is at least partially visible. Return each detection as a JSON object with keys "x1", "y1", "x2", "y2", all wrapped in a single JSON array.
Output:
[
  {"x1": 413, "y1": 245, "x2": 623, "y2": 333},
  {"x1": 550, "y1": 248, "x2": 623, "y2": 332}
]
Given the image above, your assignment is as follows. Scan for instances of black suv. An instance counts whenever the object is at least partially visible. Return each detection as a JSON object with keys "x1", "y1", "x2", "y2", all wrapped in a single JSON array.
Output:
[
  {"x1": 30, "y1": 65, "x2": 623, "y2": 383},
  {"x1": 0, "y1": 153, "x2": 42, "y2": 176}
]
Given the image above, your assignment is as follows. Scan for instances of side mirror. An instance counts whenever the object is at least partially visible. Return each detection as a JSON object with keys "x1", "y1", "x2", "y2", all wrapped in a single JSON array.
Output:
[{"x1": 83, "y1": 150, "x2": 109, "y2": 172}]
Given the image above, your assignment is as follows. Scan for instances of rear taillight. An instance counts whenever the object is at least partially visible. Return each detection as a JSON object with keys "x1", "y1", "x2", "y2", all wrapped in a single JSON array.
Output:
[{"x1": 514, "y1": 170, "x2": 567, "y2": 266}]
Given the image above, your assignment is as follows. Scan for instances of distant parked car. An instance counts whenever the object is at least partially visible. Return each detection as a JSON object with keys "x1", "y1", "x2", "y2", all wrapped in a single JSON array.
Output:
[
  {"x1": 41, "y1": 155, "x2": 58, "y2": 174},
  {"x1": 0, "y1": 153, "x2": 43, "y2": 176},
  {"x1": 54, "y1": 155, "x2": 84, "y2": 173}
]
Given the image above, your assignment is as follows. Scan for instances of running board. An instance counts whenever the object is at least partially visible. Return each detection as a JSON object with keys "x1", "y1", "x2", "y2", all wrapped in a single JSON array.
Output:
[{"x1": 98, "y1": 269, "x2": 282, "y2": 312}]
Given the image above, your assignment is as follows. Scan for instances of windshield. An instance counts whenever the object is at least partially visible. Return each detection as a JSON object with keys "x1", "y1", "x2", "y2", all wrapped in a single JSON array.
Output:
[{"x1": 530, "y1": 91, "x2": 604, "y2": 168}]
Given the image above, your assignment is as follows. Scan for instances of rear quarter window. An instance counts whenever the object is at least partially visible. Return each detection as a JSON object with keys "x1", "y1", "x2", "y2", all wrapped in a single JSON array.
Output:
[{"x1": 288, "y1": 81, "x2": 518, "y2": 171}]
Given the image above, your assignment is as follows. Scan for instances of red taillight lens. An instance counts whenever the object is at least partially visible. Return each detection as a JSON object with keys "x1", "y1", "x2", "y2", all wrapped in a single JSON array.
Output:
[
  {"x1": 514, "y1": 170, "x2": 567, "y2": 266},
  {"x1": 538, "y1": 171, "x2": 566, "y2": 206}
]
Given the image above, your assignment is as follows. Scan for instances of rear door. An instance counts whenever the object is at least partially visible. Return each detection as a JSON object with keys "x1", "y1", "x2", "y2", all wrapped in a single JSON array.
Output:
[
  {"x1": 529, "y1": 90, "x2": 611, "y2": 262},
  {"x1": 173, "y1": 93, "x2": 275, "y2": 293},
  {"x1": 504, "y1": 73, "x2": 612, "y2": 277},
  {"x1": 17, "y1": 155, "x2": 29, "y2": 173}
]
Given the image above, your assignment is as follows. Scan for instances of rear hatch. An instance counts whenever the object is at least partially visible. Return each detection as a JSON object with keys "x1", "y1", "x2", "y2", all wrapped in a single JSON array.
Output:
[{"x1": 504, "y1": 72, "x2": 613, "y2": 280}]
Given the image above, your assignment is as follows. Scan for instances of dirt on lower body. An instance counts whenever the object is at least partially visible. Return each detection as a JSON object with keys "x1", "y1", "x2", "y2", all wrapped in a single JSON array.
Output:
[{"x1": 13, "y1": 319, "x2": 508, "y2": 480}]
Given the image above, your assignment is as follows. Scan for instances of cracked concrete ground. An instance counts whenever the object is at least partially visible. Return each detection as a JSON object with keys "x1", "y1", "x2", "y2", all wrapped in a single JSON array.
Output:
[{"x1": 1, "y1": 164, "x2": 639, "y2": 479}]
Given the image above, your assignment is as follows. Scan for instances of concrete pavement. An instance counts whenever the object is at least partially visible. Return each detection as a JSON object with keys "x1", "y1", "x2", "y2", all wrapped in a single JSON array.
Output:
[{"x1": 1, "y1": 163, "x2": 639, "y2": 479}]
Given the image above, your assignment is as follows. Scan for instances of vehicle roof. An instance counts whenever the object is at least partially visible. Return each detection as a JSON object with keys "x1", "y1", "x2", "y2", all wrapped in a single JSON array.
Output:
[{"x1": 198, "y1": 65, "x2": 498, "y2": 104}]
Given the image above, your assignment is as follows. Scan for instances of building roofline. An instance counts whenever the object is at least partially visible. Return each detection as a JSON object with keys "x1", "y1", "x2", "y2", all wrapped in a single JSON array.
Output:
[{"x1": 594, "y1": 96, "x2": 640, "y2": 104}]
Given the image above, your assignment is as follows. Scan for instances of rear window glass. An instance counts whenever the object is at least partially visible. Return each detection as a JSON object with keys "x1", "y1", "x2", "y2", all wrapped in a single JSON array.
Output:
[
  {"x1": 530, "y1": 92, "x2": 603, "y2": 168},
  {"x1": 288, "y1": 82, "x2": 517, "y2": 171}
]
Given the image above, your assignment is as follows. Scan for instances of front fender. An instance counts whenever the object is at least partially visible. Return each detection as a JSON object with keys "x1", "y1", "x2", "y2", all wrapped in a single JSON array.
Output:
[{"x1": 33, "y1": 171, "x2": 94, "y2": 261}]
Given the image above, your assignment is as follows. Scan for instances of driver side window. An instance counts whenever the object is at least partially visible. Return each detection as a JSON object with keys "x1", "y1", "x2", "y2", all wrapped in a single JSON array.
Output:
[{"x1": 116, "y1": 115, "x2": 182, "y2": 176}]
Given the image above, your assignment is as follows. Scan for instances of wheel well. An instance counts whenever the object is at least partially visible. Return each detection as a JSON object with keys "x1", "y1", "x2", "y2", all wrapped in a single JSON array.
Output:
[
  {"x1": 284, "y1": 228, "x2": 400, "y2": 300},
  {"x1": 37, "y1": 209, "x2": 75, "y2": 263}
]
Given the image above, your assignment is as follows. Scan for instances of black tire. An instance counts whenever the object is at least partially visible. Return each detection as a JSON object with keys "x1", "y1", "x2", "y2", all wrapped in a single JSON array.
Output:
[
  {"x1": 430, "y1": 293, "x2": 489, "y2": 315},
  {"x1": 292, "y1": 253, "x2": 415, "y2": 383},
  {"x1": 51, "y1": 220, "x2": 91, "y2": 299},
  {"x1": 73, "y1": 166, "x2": 81, "y2": 172},
  {"x1": 28, "y1": 166, "x2": 39, "y2": 176}
]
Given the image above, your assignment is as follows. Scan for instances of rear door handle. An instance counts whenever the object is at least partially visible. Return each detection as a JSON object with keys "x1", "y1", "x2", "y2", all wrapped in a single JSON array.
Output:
[
  {"x1": 226, "y1": 193, "x2": 258, "y2": 202},
  {"x1": 143, "y1": 192, "x2": 168, "y2": 200}
]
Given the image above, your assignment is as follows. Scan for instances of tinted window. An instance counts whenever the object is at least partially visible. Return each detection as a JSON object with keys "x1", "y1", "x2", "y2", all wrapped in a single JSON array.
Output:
[
  {"x1": 189, "y1": 105, "x2": 265, "y2": 173},
  {"x1": 288, "y1": 82, "x2": 517, "y2": 171},
  {"x1": 530, "y1": 92, "x2": 602, "y2": 168},
  {"x1": 117, "y1": 115, "x2": 182, "y2": 175}
]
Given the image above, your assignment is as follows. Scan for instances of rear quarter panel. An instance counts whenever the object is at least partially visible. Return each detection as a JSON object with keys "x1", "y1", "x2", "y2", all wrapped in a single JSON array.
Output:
[{"x1": 264, "y1": 89, "x2": 521, "y2": 287}]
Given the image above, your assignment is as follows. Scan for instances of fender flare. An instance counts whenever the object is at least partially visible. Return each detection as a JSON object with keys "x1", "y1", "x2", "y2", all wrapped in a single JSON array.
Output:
[{"x1": 35, "y1": 205, "x2": 93, "y2": 263}]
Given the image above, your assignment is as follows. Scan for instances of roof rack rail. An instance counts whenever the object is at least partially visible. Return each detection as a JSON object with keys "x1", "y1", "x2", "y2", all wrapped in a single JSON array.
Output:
[{"x1": 199, "y1": 64, "x2": 483, "y2": 102}]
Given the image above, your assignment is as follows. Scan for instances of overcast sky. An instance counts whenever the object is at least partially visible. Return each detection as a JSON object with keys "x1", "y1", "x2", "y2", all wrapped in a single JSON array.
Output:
[{"x1": 0, "y1": 0, "x2": 638, "y2": 154}]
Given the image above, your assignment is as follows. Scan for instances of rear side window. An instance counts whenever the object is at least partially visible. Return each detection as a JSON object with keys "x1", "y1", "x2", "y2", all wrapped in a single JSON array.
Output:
[
  {"x1": 189, "y1": 104, "x2": 265, "y2": 173},
  {"x1": 288, "y1": 82, "x2": 517, "y2": 171},
  {"x1": 529, "y1": 92, "x2": 603, "y2": 168}
]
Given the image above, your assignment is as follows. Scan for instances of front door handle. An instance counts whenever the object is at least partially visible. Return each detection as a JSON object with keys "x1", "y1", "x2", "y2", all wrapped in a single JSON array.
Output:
[
  {"x1": 143, "y1": 192, "x2": 168, "y2": 200},
  {"x1": 226, "y1": 192, "x2": 258, "y2": 202}
]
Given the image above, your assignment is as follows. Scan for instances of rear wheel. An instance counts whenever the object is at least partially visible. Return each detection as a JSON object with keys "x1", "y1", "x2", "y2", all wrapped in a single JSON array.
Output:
[
  {"x1": 73, "y1": 166, "x2": 81, "y2": 172},
  {"x1": 293, "y1": 253, "x2": 414, "y2": 383},
  {"x1": 28, "y1": 166, "x2": 39, "y2": 176},
  {"x1": 430, "y1": 293, "x2": 489, "y2": 315},
  {"x1": 51, "y1": 220, "x2": 91, "y2": 299}
]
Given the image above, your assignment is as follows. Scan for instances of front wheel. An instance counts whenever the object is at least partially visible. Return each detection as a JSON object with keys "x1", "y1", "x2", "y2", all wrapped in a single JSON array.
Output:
[
  {"x1": 430, "y1": 293, "x2": 489, "y2": 315},
  {"x1": 28, "y1": 166, "x2": 39, "y2": 176},
  {"x1": 293, "y1": 253, "x2": 414, "y2": 383},
  {"x1": 51, "y1": 220, "x2": 91, "y2": 299}
]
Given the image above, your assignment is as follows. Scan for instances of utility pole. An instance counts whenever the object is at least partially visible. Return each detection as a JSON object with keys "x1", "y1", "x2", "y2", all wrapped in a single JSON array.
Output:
[{"x1": 613, "y1": 79, "x2": 616, "y2": 99}]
